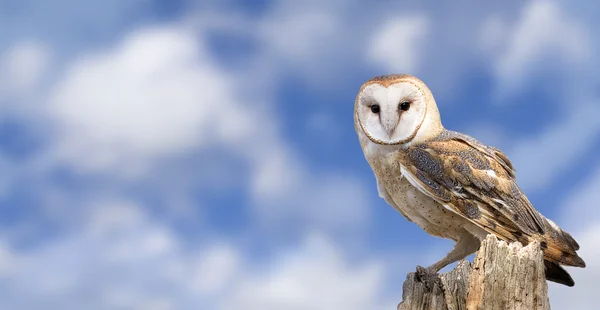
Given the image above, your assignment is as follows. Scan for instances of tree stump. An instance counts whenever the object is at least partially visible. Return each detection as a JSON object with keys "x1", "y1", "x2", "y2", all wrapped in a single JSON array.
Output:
[{"x1": 398, "y1": 235, "x2": 550, "y2": 310}]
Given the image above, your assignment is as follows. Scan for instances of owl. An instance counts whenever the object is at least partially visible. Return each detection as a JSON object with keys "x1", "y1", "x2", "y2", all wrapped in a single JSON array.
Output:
[{"x1": 354, "y1": 74, "x2": 585, "y2": 286}]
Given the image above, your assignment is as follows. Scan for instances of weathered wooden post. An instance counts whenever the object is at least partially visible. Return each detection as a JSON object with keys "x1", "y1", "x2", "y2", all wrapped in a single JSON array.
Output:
[{"x1": 398, "y1": 235, "x2": 550, "y2": 310}]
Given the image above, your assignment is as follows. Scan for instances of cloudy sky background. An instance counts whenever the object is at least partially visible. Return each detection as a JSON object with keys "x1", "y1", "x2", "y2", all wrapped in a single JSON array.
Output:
[{"x1": 0, "y1": 0, "x2": 599, "y2": 309}]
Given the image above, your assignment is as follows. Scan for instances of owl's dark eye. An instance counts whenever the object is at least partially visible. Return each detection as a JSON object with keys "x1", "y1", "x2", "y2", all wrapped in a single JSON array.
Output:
[
  {"x1": 399, "y1": 101, "x2": 410, "y2": 111},
  {"x1": 370, "y1": 104, "x2": 380, "y2": 114}
]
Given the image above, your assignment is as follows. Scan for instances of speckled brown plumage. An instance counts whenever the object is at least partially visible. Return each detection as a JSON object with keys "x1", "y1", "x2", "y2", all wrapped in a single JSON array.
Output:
[{"x1": 398, "y1": 130, "x2": 585, "y2": 272}]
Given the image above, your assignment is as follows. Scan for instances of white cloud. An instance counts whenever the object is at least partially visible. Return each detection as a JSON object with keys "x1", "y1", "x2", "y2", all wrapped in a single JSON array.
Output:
[
  {"x1": 259, "y1": 8, "x2": 339, "y2": 63},
  {"x1": 47, "y1": 26, "x2": 259, "y2": 176},
  {"x1": 0, "y1": 201, "x2": 183, "y2": 309},
  {"x1": 0, "y1": 40, "x2": 50, "y2": 95},
  {"x1": 367, "y1": 16, "x2": 429, "y2": 74},
  {"x1": 478, "y1": 15, "x2": 507, "y2": 54},
  {"x1": 0, "y1": 240, "x2": 15, "y2": 277},
  {"x1": 0, "y1": 17, "x2": 374, "y2": 244},
  {"x1": 507, "y1": 100, "x2": 600, "y2": 192},
  {"x1": 0, "y1": 200, "x2": 392, "y2": 310},
  {"x1": 222, "y1": 233, "x2": 393, "y2": 310},
  {"x1": 247, "y1": 1, "x2": 362, "y2": 87},
  {"x1": 191, "y1": 1, "x2": 351, "y2": 87},
  {"x1": 490, "y1": 0, "x2": 590, "y2": 95},
  {"x1": 0, "y1": 40, "x2": 51, "y2": 120},
  {"x1": 556, "y1": 162, "x2": 600, "y2": 230},
  {"x1": 192, "y1": 244, "x2": 240, "y2": 295},
  {"x1": 0, "y1": 18, "x2": 375, "y2": 235},
  {"x1": 250, "y1": 144, "x2": 372, "y2": 231},
  {"x1": 0, "y1": 200, "x2": 248, "y2": 310}
]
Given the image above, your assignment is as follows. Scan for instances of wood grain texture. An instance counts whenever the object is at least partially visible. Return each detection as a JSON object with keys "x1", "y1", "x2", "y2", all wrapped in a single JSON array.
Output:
[{"x1": 398, "y1": 235, "x2": 551, "y2": 310}]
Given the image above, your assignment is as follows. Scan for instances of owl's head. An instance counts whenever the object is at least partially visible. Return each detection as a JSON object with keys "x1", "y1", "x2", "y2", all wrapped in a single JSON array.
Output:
[{"x1": 354, "y1": 74, "x2": 443, "y2": 146}]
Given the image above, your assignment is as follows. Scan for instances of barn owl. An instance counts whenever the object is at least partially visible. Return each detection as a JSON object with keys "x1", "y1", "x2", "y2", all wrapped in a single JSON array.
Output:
[{"x1": 354, "y1": 74, "x2": 585, "y2": 286}]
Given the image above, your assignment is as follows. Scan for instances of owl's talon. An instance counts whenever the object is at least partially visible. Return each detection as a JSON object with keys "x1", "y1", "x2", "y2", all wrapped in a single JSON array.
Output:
[{"x1": 415, "y1": 265, "x2": 439, "y2": 288}]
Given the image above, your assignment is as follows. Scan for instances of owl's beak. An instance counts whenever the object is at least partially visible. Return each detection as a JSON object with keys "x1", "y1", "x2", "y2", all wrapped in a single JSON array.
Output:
[
  {"x1": 386, "y1": 127, "x2": 397, "y2": 139},
  {"x1": 382, "y1": 115, "x2": 399, "y2": 139}
]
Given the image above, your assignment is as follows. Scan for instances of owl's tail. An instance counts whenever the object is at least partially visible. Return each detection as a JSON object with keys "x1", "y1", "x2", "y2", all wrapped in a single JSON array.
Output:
[
  {"x1": 544, "y1": 260, "x2": 574, "y2": 287},
  {"x1": 535, "y1": 218, "x2": 585, "y2": 287}
]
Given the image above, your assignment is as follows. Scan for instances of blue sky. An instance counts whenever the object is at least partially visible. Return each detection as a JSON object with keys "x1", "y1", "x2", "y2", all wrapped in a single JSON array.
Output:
[{"x1": 0, "y1": 0, "x2": 599, "y2": 309}]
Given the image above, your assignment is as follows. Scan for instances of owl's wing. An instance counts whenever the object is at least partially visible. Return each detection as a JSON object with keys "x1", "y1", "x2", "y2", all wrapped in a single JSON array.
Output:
[
  {"x1": 398, "y1": 131, "x2": 584, "y2": 267},
  {"x1": 445, "y1": 132, "x2": 516, "y2": 179}
]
